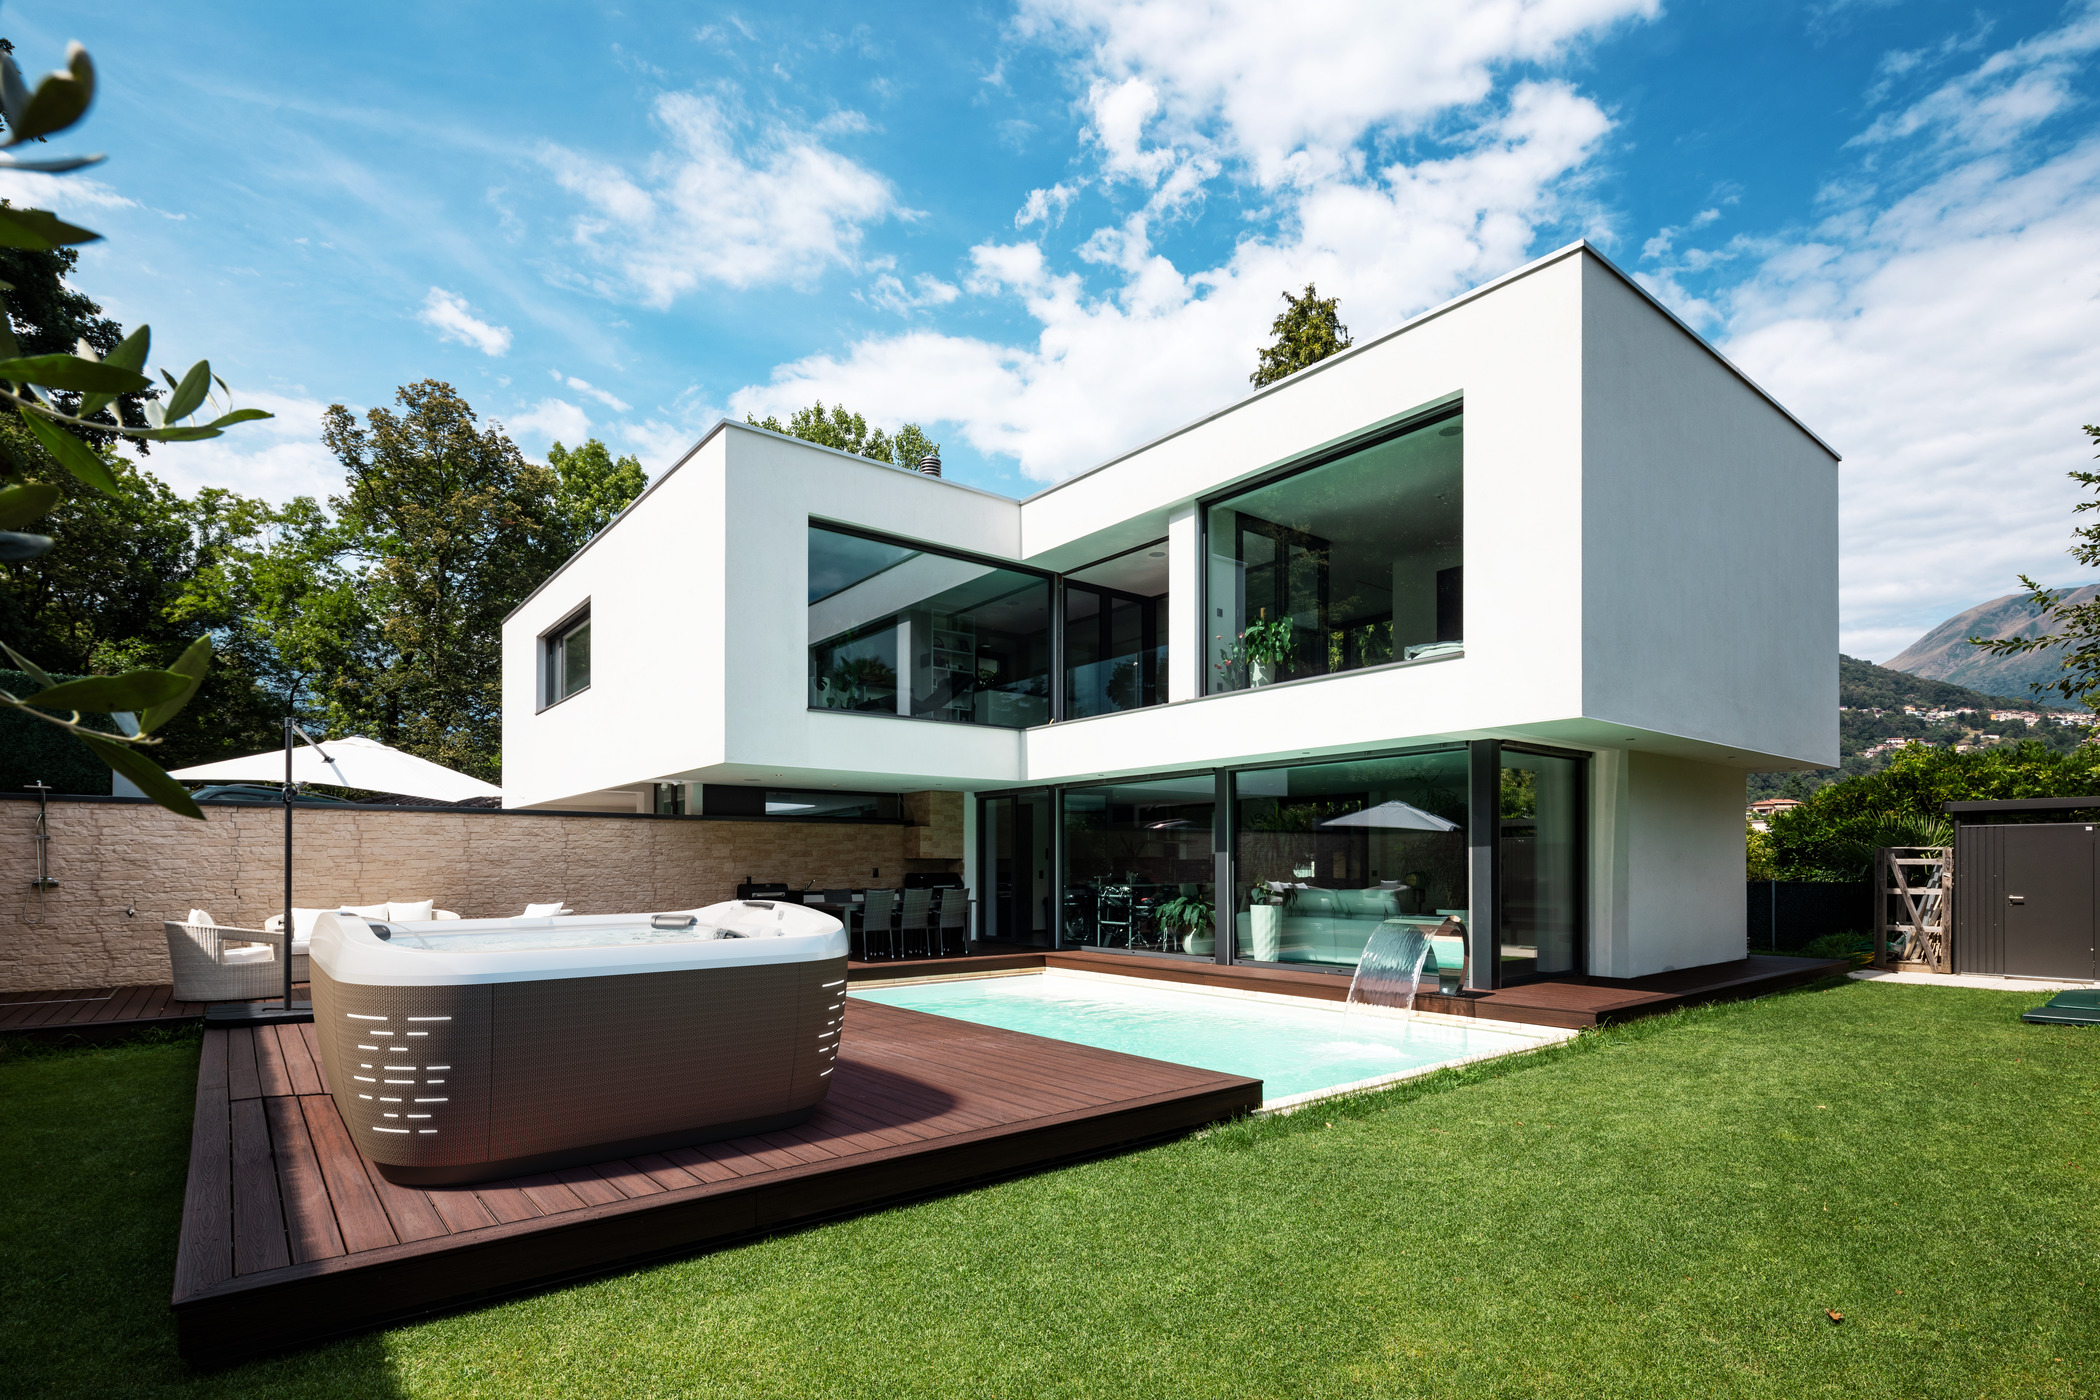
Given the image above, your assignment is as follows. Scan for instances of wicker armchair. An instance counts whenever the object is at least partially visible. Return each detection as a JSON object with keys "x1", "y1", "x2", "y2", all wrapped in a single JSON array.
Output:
[{"x1": 165, "y1": 922, "x2": 302, "y2": 1003}]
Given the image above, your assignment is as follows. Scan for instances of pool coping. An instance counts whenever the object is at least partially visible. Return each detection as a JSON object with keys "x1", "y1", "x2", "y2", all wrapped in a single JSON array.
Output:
[{"x1": 848, "y1": 966, "x2": 1581, "y2": 1113}]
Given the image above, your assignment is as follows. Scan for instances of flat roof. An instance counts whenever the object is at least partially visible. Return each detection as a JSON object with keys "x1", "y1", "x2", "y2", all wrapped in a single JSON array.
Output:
[{"x1": 1943, "y1": 796, "x2": 2100, "y2": 815}]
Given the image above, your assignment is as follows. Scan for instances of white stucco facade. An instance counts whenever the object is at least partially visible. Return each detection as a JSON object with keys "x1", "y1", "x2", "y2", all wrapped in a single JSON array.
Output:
[{"x1": 501, "y1": 242, "x2": 1838, "y2": 980}]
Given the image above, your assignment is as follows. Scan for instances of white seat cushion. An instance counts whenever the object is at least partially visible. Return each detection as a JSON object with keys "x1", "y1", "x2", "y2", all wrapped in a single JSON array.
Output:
[
  {"x1": 221, "y1": 944, "x2": 274, "y2": 965},
  {"x1": 387, "y1": 899, "x2": 434, "y2": 921},
  {"x1": 188, "y1": 908, "x2": 216, "y2": 927}
]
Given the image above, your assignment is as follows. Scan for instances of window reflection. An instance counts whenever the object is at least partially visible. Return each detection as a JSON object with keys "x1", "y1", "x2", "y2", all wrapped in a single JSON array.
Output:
[
  {"x1": 1232, "y1": 749, "x2": 1469, "y2": 970},
  {"x1": 1207, "y1": 412, "x2": 1462, "y2": 693},
  {"x1": 808, "y1": 524, "x2": 1051, "y2": 727},
  {"x1": 1499, "y1": 749, "x2": 1581, "y2": 977},
  {"x1": 1064, "y1": 542, "x2": 1169, "y2": 717},
  {"x1": 1061, "y1": 777, "x2": 1215, "y2": 954}
]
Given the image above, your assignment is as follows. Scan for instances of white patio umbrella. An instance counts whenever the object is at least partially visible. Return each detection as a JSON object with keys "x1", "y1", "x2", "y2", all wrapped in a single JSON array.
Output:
[
  {"x1": 170, "y1": 735, "x2": 501, "y2": 803},
  {"x1": 1318, "y1": 799, "x2": 1460, "y2": 832},
  {"x1": 170, "y1": 728, "x2": 500, "y2": 1022}
]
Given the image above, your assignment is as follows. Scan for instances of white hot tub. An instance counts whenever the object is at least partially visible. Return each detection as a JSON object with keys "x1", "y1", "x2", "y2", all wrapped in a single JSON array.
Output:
[{"x1": 309, "y1": 900, "x2": 847, "y2": 1184}]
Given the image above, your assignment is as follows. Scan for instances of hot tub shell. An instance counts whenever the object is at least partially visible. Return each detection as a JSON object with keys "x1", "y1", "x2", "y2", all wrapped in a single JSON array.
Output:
[{"x1": 309, "y1": 902, "x2": 847, "y2": 1185}]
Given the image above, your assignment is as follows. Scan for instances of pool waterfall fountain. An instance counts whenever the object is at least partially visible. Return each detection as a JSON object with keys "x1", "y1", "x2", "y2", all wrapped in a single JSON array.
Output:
[{"x1": 1345, "y1": 924, "x2": 1440, "y2": 1015}]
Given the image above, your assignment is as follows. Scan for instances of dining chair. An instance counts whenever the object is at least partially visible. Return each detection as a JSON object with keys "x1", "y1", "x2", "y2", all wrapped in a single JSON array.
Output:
[
  {"x1": 898, "y1": 888, "x2": 933, "y2": 959},
  {"x1": 860, "y1": 888, "x2": 898, "y2": 961},
  {"x1": 934, "y1": 887, "x2": 969, "y2": 956}
]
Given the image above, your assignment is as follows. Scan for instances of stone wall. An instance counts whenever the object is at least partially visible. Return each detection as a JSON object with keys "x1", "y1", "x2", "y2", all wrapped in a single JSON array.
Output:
[{"x1": 0, "y1": 796, "x2": 946, "y2": 993}]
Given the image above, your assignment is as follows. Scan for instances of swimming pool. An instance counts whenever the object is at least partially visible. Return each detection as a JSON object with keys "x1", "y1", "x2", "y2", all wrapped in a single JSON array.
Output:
[{"x1": 851, "y1": 970, "x2": 1571, "y2": 1107}]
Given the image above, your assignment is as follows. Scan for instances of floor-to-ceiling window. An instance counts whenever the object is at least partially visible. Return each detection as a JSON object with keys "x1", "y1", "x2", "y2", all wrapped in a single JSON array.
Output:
[
  {"x1": 1206, "y1": 409, "x2": 1462, "y2": 694},
  {"x1": 981, "y1": 792, "x2": 1053, "y2": 946},
  {"x1": 1230, "y1": 748, "x2": 1470, "y2": 970},
  {"x1": 1064, "y1": 543, "x2": 1169, "y2": 716},
  {"x1": 808, "y1": 524, "x2": 1052, "y2": 727},
  {"x1": 1060, "y1": 776, "x2": 1215, "y2": 954},
  {"x1": 1498, "y1": 747, "x2": 1583, "y2": 978}
]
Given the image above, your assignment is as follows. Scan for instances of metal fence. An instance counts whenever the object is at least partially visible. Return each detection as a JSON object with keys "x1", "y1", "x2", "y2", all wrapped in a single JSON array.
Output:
[{"x1": 1745, "y1": 880, "x2": 1874, "y2": 952}]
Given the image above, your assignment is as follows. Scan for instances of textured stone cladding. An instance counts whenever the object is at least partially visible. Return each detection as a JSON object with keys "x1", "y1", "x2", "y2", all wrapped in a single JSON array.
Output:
[{"x1": 0, "y1": 798, "x2": 921, "y2": 992}]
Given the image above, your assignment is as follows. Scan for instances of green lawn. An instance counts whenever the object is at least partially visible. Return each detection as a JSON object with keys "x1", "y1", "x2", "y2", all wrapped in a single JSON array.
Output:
[{"x1": 4, "y1": 978, "x2": 2096, "y2": 1399}]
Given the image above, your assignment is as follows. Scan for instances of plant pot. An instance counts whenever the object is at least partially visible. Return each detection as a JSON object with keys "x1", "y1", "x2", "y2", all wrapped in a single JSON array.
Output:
[
  {"x1": 1248, "y1": 659, "x2": 1271, "y2": 688},
  {"x1": 1249, "y1": 904, "x2": 1283, "y2": 962}
]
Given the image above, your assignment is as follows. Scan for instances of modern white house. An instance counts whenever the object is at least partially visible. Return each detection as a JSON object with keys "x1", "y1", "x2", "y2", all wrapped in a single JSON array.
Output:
[{"x1": 500, "y1": 241, "x2": 1838, "y2": 992}]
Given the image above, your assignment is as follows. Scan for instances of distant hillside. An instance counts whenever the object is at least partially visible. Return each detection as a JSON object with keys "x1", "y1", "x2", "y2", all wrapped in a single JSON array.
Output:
[
  {"x1": 1837, "y1": 653, "x2": 2060, "y2": 714},
  {"x1": 1883, "y1": 585, "x2": 2100, "y2": 700}
]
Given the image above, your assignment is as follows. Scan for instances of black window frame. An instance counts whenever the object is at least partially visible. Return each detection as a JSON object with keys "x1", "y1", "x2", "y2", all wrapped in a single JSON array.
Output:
[{"x1": 540, "y1": 604, "x2": 592, "y2": 711}]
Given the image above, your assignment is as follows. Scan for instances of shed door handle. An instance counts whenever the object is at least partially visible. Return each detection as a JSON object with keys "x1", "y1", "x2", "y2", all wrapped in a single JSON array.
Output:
[{"x1": 2008, "y1": 895, "x2": 2025, "y2": 904}]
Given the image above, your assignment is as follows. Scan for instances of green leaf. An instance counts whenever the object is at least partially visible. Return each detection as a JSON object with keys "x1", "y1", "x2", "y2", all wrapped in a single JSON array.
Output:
[
  {"x1": 78, "y1": 323, "x2": 148, "y2": 418},
  {"x1": 22, "y1": 670, "x2": 190, "y2": 713},
  {"x1": 0, "y1": 354, "x2": 151, "y2": 393},
  {"x1": 0, "y1": 529, "x2": 50, "y2": 559},
  {"x1": 164, "y1": 360, "x2": 211, "y2": 422},
  {"x1": 204, "y1": 407, "x2": 273, "y2": 429},
  {"x1": 0, "y1": 480, "x2": 57, "y2": 528},
  {"x1": 138, "y1": 635, "x2": 211, "y2": 734},
  {"x1": 17, "y1": 407, "x2": 118, "y2": 494},
  {"x1": 78, "y1": 734, "x2": 203, "y2": 820},
  {"x1": 0, "y1": 206, "x2": 98, "y2": 250},
  {"x1": 130, "y1": 425, "x2": 223, "y2": 442},
  {"x1": 0, "y1": 639, "x2": 55, "y2": 689},
  {"x1": 7, "y1": 42, "x2": 95, "y2": 146}
]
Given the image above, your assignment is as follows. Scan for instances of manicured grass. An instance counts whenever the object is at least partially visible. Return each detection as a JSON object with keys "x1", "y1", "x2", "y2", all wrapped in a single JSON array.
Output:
[{"x1": 5, "y1": 978, "x2": 2097, "y2": 1399}]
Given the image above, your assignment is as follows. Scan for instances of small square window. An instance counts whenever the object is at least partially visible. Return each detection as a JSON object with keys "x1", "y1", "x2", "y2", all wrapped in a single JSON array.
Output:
[{"x1": 544, "y1": 609, "x2": 591, "y2": 707}]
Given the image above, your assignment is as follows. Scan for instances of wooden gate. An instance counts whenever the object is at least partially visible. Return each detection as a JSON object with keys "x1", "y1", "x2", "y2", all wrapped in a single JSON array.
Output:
[{"x1": 1875, "y1": 846, "x2": 1950, "y2": 971}]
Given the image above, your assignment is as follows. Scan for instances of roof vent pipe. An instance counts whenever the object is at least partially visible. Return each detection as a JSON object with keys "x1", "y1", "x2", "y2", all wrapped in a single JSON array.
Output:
[{"x1": 918, "y1": 453, "x2": 941, "y2": 478}]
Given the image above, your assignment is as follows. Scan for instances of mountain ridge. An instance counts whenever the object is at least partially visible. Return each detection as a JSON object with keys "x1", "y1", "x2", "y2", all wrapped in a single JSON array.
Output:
[{"x1": 1883, "y1": 584, "x2": 2100, "y2": 700}]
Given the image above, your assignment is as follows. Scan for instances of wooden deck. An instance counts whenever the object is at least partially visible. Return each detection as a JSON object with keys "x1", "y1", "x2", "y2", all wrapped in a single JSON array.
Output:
[
  {"x1": 0, "y1": 983, "x2": 212, "y2": 1041},
  {"x1": 172, "y1": 998, "x2": 1259, "y2": 1365},
  {"x1": 851, "y1": 948, "x2": 1853, "y2": 1028}
]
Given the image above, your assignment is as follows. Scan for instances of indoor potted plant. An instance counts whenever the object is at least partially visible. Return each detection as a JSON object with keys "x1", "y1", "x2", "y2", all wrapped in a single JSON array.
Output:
[
  {"x1": 1155, "y1": 893, "x2": 1215, "y2": 955},
  {"x1": 1238, "y1": 610, "x2": 1296, "y2": 688}
]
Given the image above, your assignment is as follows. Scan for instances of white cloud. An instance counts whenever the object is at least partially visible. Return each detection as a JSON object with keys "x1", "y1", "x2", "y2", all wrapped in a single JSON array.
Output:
[
  {"x1": 734, "y1": 78, "x2": 1615, "y2": 480},
  {"x1": 505, "y1": 397, "x2": 591, "y2": 446},
  {"x1": 417, "y1": 287, "x2": 512, "y2": 356},
  {"x1": 541, "y1": 89, "x2": 896, "y2": 306},
  {"x1": 1015, "y1": 181, "x2": 1080, "y2": 227},
  {"x1": 1849, "y1": 8, "x2": 2100, "y2": 153},
  {"x1": 130, "y1": 390, "x2": 340, "y2": 505},
  {"x1": 865, "y1": 272, "x2": 962, "y2": 315},
  {"x1": 551, "y1": 371, "x2": 631, "y2": 412},
  {"x1": 1655, "y1": 9, "x2": 2100, "y2": 659}
]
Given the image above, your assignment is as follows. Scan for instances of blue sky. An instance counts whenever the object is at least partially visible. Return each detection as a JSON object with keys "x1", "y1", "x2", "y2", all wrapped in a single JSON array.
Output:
[{"x1": 6, "y1": 0, "x2": 2099, "y2": 659}]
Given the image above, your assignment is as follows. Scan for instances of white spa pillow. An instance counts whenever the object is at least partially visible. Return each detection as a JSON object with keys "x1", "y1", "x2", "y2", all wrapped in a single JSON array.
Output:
[
  {"x1": 187, "y1": 908, "x2": 215, "y2": 928},
  {"x1": 387, "y1": 899, "x2": 435, "y2": 922},
  {"x1": 521, "y1": 902, "x2": 569, "y2": 918}
]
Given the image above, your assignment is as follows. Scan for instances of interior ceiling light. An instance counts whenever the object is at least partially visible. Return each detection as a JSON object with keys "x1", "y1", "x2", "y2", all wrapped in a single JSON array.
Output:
[{"x1": 1147, "y1": 550, "x2": 1165, "y2": 558}]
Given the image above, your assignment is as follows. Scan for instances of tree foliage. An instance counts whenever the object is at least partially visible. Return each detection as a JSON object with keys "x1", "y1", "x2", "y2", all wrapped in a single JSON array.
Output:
[
  {"x1": 746, "y1": 400, "x2": 941, "y2": 469},
  {"x1": 1250, "y1": 283, "x2": 1352, "y2": 388},
  {"x1": 546, "y1": 437, "x2": 647, "y2": 543},
  {"x1": 321, "y1": 381, "x2": 572, "y2": 780},
  {"x1": 1764, "y1": 741, "x2": 2100, "y2": 879},
  {"x1": 0, "y1": 32, "x2": 272, "y2": 816},
  {"x1": 1970, "y1": 422, "x2": 2100, "y2": 709}
]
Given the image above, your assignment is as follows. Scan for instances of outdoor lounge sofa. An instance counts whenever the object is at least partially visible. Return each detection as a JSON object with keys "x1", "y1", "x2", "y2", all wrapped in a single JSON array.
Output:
[{"x1": 1226, "y1": 888, "x2": 1466, "y2": 970}]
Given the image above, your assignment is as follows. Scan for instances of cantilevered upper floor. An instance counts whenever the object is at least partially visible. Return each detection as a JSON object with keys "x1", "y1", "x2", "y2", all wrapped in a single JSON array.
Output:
[{"x1": 500, "y1": 241, "x2": 1838, "y2": 811}]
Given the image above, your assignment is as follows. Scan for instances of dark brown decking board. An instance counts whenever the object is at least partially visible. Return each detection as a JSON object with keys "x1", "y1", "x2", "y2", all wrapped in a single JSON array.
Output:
[
  {"x1": 0, "y1": 983, "x2": 224, "y2": 1041},
  {"x1": 173, "y1": 997, "x2": 1259, "y2": 1365},
  {"x1": 850, "y1": 949, "x2": 1851, "y2": 1028}
]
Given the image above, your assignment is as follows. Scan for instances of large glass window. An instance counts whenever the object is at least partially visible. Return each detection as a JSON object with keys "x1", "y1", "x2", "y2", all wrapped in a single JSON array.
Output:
[
  {"x1": 981, "y1": 792, "x2": 1053, "y2": 946},
  {"x1": 1064, "y1": 543, "x2": 1169, "y2": 717},
  {"x1": 1232, "y1": 749, "x2": 1469, "y2": 969},
  {"x1": 1498, "y1": 748, "x2": 1581, "y2": 978},
  {"x1": 1206, "y1": 411, "x2": 1462, "y2": 693},
  {"x1": 808, "y1": 524, "x2": 1051, "y2": 728},
  {"x1": 1060, "y1": 777, "x2": 1215, "y2": 954}
]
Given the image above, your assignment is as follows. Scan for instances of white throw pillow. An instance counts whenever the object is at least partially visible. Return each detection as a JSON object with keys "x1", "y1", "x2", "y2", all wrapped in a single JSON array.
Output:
[
  {"x1": 222, "y1": 944, "x2": 273, "y2": 964},
  {"x1": 522, "y1": 902, "x2": 568, "y2": 918},
  {"x1": 387, "y1": 899, "x2": 435, "y2": 922},
  {"x1": 290, "y1": 907, "x2": 337, "y2": 938},
  {"x1": 341, "y1": 902, "x2": 391, "y2": 920},
  {"x1": 187, "y1": 908, "x2": 215, "y2": 928}
]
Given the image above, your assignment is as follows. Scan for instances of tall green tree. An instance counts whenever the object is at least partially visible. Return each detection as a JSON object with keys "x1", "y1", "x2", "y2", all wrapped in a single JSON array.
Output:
[
  {"x1": 1250, "y1": 283, "x2": 1352, "y2": 388},
  {"x1": 322, "y1": 380, "x2": 566, "y2": 779},
  {"x1": 746, "y1": 400, "x2": 941, "y2": 468},
  {"x1": 546, "y1": 437, "x2": 647, "y2": 548},
  {"x1": 1971, "y1": 421, "x2": 2100, "y2": 710}
]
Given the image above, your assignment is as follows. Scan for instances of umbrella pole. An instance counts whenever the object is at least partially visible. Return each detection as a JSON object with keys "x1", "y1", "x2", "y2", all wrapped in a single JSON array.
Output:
[{"x1": 283, "y1": 714, "x2": 294, "y2": 1011}]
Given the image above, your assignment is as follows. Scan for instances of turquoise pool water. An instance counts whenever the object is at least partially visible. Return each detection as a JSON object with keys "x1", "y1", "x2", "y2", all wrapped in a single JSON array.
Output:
[{"x1": 851, "y1": 972, "x2": 1544, "y2": 1102}]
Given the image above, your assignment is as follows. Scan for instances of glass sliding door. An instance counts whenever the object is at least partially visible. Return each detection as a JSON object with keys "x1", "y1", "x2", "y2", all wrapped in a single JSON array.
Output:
[
  {"x1": 1060, "y1": 777, "x2": 1216, "y2": 955},
  {"x1": 1498, "y1": 748, "x2": 1583, "y2": 979},
  {"x1": 1231, "y1": 748, "x2": 1469, "y2": 970},
  {"x1": 980, "y1": 792, "x2": 1053, "y2": 946},
  {"x1": 1206, "y1": 410, "x2": 1462, "y2": 693}
]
